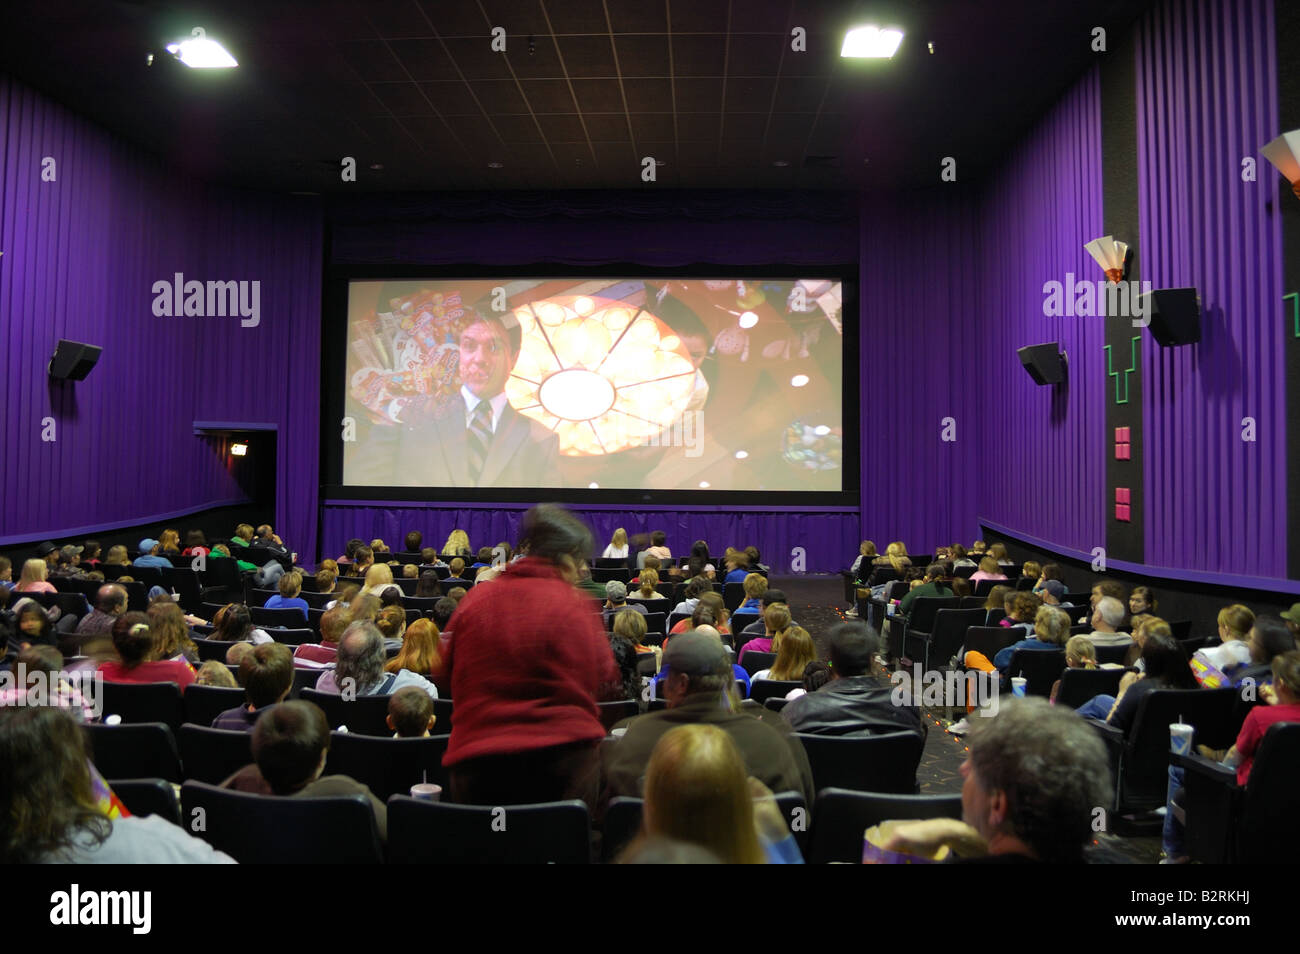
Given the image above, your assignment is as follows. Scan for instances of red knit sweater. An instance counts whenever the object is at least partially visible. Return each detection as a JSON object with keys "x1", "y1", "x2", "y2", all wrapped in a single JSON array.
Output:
[{"x1": 442, "y1": 558, "x2": 618, "y2": 766}]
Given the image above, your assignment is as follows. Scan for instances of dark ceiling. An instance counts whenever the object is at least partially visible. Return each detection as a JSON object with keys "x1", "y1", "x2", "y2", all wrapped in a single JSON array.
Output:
[{"x1": 0, "y1": 0, "x2": 1152, "y2": 193}]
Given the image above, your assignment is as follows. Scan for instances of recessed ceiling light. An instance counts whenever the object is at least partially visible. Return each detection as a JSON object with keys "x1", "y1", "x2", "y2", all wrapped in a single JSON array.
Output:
[
  {"x1": 369, "y1": 163, "x2": 384, "y2": 170},
  {"x1": 773, "y1": 160, "x2": 790, "y2": 167},
  {"x1": 735, "y1": 450, "x2": 749, "y2": 460},
  {"x1": 165, "y1": 30, "x2": 238, "y2": 68},
  {"x1": 487, "y1": 161, "x2": 504, "y2": 169},
  {"x1": 841, "y1": 25, "x2": 904, "y2": 58},
  {"x1": 791, "y1": 374, "x2": 810, "y2": 387}
]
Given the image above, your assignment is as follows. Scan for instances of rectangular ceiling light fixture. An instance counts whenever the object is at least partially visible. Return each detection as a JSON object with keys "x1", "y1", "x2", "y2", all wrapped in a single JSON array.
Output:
[
  {"x1": 166, "y1": 28, "x2": 238, "y2": 68},
  {"x1": 841, "y1": 25, "x2": 905, "y2": 58}
]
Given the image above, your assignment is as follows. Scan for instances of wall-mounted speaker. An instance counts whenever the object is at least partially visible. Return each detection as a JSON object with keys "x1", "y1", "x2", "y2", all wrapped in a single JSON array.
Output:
[
  {"x1": 1018, "y1": 343, "x2": 1067, "y2": 385},
  {"x1": 48, "y1": 339, "x2": 102, "y2": 381},
  {"x1": 1138, "y1": 288, "x2": 1201, "y2": 346}
]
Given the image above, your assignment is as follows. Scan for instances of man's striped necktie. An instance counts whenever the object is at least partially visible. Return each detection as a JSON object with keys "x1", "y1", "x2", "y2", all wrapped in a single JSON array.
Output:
[{"x1": 466, "y1": 400, "x2": 493, "y2": 482}]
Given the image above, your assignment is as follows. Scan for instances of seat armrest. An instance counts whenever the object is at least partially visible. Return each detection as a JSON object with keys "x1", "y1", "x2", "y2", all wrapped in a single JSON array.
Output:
[{"x1": 1172, "y1": 752, "x2": 1237, "y2": 786}]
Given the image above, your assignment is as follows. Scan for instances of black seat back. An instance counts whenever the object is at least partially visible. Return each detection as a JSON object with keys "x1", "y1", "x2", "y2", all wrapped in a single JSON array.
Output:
[
  {"x1": 962, "y1": 626, "x2": 1018, "y2": 664},
  {"x1": 794, "y1": 731, "x2": 924, "y2": 794},
  {"x1": 386, "y1": 796, "x2": 591, "y2": 864},
  {"x1": 906, "y1": 596, "x2": 959, "y2": 634},
  {"x1": 597, "y1": 699, "x2": 639, "y2": 731},
  {"x1": 1007, "y1": 649, "x2": 1066, "y2": 697},
  {"x1": 83, "y1": 722, "x2": 181, "y2": 783},
  {"x1": 807, "y1": 788, "x2": 963, "y2": 864},
  {"x1": 184, "y1": 685, "x2": 246, "y2": 727},
  {"x1": 324, "y1": 732, "x2": 451, "y2": 800},
  {"x1": 1238, "y1": 723, "x2": 1300, "y2": 863},
  {"x1": 749, "y1": 679, "x2": 801, "y2": 704},
  {"x1": 925, "y1": 608, "x2": 986, "y2": 669},
  {"x1": 107, "y1": 777, "x2": 182, "y2": 826},
  {"x1": 738, "y1": 650, "x2": 776, "y2": 676},
  {"x1": 181, "y1": 780, "x2": 382, "y2": 864},
  {"x1": 1055, "y1": 667, "x2": 1125, "y2": 709},
  {"x1": 178, "y1": 723, "x2": 255, "y2": 785},
  {"x1": 100, "y1": 681, "x2": 185, "y2": 730},
  {"x1": 1122, "y1": 688, "x2": 1237, "y2": 811}
]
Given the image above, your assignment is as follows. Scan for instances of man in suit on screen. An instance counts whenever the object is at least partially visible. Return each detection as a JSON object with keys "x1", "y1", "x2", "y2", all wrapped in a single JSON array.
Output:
[{"x1": 350, "y1": 309, "x2": 560, "y2": 488}]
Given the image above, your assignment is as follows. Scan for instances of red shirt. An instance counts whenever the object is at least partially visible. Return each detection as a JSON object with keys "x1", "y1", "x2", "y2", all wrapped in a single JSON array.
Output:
[
  {"x1": 442, "y1": 558, "x2": 618, "y2": 766},
  {"x1": 1234, "y1": 702, "x2": 1300, "y2": 785},
  {"x1": 98, "y1": 659, "x2": 196, "y2": 692}
]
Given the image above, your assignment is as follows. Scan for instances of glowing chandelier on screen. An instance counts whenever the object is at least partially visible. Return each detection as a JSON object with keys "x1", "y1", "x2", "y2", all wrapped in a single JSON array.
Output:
[{"x1": 504, "y1": 296, "x2": 697, "y2": 456}]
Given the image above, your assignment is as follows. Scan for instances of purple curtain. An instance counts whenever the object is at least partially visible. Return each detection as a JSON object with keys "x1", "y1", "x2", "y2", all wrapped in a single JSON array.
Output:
[
  {"x1": 1137, "y1": 0, "x2": 1286, "y2": 577},
  {"x1": 0, "y1": 76, "x2": 323, "y2": 559},
  {"x1": 319, "y1": 502, "x2": 858, "y2": 574}
]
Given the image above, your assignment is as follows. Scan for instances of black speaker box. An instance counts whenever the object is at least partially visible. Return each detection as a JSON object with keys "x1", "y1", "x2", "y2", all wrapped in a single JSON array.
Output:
[
  {"x1": 1139, "y1": 288, "x2": 1201, "y2": 346},
  {"x1": 1018, "y1": 343, "x2": 1066, "y2": 385},
  {"x1": 48, "y1": 339, "x2": 102, "y2": 380}
]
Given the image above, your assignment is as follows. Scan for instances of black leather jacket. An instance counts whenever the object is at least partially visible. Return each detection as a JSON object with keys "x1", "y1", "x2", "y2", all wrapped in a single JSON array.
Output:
[{"x1": 781, "y1": 675, "x2": 925, "y2": 738}]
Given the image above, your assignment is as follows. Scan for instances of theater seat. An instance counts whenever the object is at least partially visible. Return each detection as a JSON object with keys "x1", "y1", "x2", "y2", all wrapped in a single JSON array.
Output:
[
  {"x1": 386, "y1": 796, "x2": 590, "y2": 864},
  {"x1": 807, "y1": 788, "x2": 963, "y2": 864},
  {"x1": 108, "y1": 778, "x2": 182, "y2": 826},
  {"x1": 181, "y1": 780, "x2": 383, "y2": 864},
  {"x1": 795, "y1": 731, "x2": 924, "y2": 794},
  {"x1": 84, "y1": 722, "x2": 181, "y2": 783},
  {"x1": 100, "y1": 681, "x2": 185, "y2": 730},
  {"x1": 323, "y1": 732, "x2": 450, "y2": 800},
  {"x1": 178, "y1": 724, "x2": 255, "y2": 785}
]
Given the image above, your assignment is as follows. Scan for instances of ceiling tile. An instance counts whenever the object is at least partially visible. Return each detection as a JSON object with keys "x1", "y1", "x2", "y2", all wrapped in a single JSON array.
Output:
[
  {"x1": 368, "y1": 82, "x2": 435, "y2": 116},
  {"x1": 773, "y1": 76, "x2": 828, "y2": 111},
  {"x1": 675, "y1": 113, "x2": 720, "y2": 140},
  {"x1": 614, "y1": 35, "x2": 671, "y2": 76},
  {"x1": 603, "y1": 0, "x2": 669, "y2": 33},
  {"x1": 522, "y1": 78, "x2": 579, "y2": 112},
  {"x1": 492, "y1": 114, "x2": 547, "y2": 142},
  {"x1": 440, "y1": 36, "x2": 515, "y2": 80},
  {"x1": 468, "y1": 79, "x2": 531, "y2": 113},
  {"x1": 630, "y1": 114, "x2": 677, "y2": 141},
  {"x1": 538, "y1": 114, "x2": 590, "y2": 142},
  {"x1": 724, "y1": 76, "x2": 776, "y2": 111},
  {"x1": 674, "y1": 78, "x2": 724, "y2": 111},
  {"x1": 416, "y1": 0, "x2": 492, "y2": 36},
  {"x1": 571, "y1": 78, "x2": 626, "y2": 112},
  {"x1": 556, "y1": 35, "x2": 619, "y2": 77},
  {"x1": 421, "y1": 81, "x2": 492, "y2": 115},
  {"x1": 502, "y1": 36, "x2": 566, "y2": 79},
  {"x1": 726, "y1": 34, "x2": 786, "y2": 76},
  {"x1": 542, "y1": 0, "x2": 610, "y2": 34},
  {"x1": 387, "y1": 39, "x2": 465, "y2": 81},
  {"x1": 623, "y1": 78, "x2": 673, "y2": 112},
  {"x1": 668, "y1": 0, "x2": 732, "y2": 33},
  {"x1": 583, "y1": 114, "x2": 632, "y2": 140},
  {"x1": 671, "y1": 35, "x2": 728, "y2": 77},
  {"x1": 338, "y1": 40, "x2": 409, "y2": 82},
  {"x1": 722, "y1": 113, "x2": 768, "y2": 139}
]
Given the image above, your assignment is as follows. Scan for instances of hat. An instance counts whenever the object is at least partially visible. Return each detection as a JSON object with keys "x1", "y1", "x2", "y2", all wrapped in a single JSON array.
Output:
[
  {"x1": 35, "y1": 541, "x2": 57, "y2": 557},
  {"x1": 138, "y1": 538, "x2": 160, "y2": 553},
  {"x1": 58, "y1": 544, "x2": 83, "y2": 562},
  {"x1": 663, "y1": 631, "x2": 729, "y2": 677},
  {"x1": 1281, "y1": 603, "x2": 1300, "y2": 625},
  {"x1": 605, "y1": 580, "x2": 628, "y2": 602},
  {"x1": 1040, "y1": 580, "x2": 1067, "y2": 600}
]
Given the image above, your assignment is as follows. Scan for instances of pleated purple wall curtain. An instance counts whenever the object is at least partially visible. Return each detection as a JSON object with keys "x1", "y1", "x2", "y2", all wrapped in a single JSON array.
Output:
[
  {"x1": 1136, "y1": 0, "x2": 1286, "y2": 578},
  {"x1": 0, "y1": 75, "x2": 323, "y2": 559}
]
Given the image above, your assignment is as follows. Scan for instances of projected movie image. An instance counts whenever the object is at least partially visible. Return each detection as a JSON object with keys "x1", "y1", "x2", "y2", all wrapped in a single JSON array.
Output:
[{"x1": 343, "y1": 277, "x2": 843, "y2": 492}]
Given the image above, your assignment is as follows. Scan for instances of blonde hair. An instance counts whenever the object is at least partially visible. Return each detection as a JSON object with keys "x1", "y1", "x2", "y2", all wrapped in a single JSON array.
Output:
[
  {"x1": 742, "y1": 573, "x2": 768, "y2": 600},
  {"x1": 442, "y1": 530, "x2": 470, "y2": 555},
  {"x1": 989, "y1": 542, "x2": 1009, "y2": 562},
  {"x1": 978, "y1": 556, "x2": 1000, "y2": 574},
  {"x1": 769, "y1": 626, "x2": 815, "y2": 680},
  {"x1": 1217, "y1": 604, "x2": 1255, "y2": 641},
  {"x1": 611, "y1": 528, "x2": 628, "y2": 548},
  {"x1": 376, "y1": 605, "x2": 407, "y2": 640},
  {"x1": 159, "y1": 529, "x2": 180, "y2": 552},
  {"x1": 196, "y1": 660, "x2": 238, "y2": 687},
  {"x1": 1022, "y1": 561, "x2": 1042, "y2": 580},
  {"x1": 105, "y1": 545, "x2": 130, "y2": 566},
  {"x1": 385, "y1": 618, "x2": 441, "y2": 675},
  {"x1": 1064, "y1": 635, "x2": 1097, "y2": 669},
  {"x1": 886, "y1": 542, "x2": 909, "y2": 572},
  {"x1": 642, "y1": 724, "x2": 765, "y2": 864},
  {"x1": 1031, "y1": 606, "x2": 1071, "y2": 646},
  {"x1": 612, "y1": 608, "x2": 648, "y2": 646},
  {"x1": 364, "y1": 563, "x2": 394, "y2": 591},
  {"x1": 636, "y1": 568, "x2": 659, "y2": 599},
  {"x1": 763, "y1": 603, "x2": 792, "y2": 648},
  {"x1": 18, "y1": 559, "x2": 47, "y2": 587}
]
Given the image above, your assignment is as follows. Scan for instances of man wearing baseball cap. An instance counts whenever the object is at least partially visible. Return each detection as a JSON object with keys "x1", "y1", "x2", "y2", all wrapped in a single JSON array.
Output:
[
  {"x1": 1037, "y1": 579, "x2": 1073, "y2": 608},
  {"x1": 133, "y1": 538, "x2": 174, "y2": 569},
  {"x1": 49, "y1": 544, "x2": 87, "y2": 580},
  {"x1": 1281, "y1": 603, "x2": 1300, "y2": 640},
  {"x1": 601, "y1": 630, "x2": 813, "y2": 805}
]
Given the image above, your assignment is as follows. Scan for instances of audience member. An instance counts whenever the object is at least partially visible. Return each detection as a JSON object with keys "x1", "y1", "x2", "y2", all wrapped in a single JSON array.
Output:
[
  {"x1": 753, "y1": 626, "x2": 815, "y2": 682},
  {"x1": 133, "y1": 538, "x2": 173, "y2": 569},
  {"x1": 1076, "y1": 633, "x2": 1198, "y2": 727},
  {"x1": 639, "y1": 724, "x2": 802, "y2": 864},
  {"x1": 387, "y1": 686, "x2": 437, "y2": 737},
  {"x1": 212, "y1": 642, "x2": 294, "y2": 730},
  {"x1": 603, "y1": 528, "x2": 630, "y2": 560},
  {"x1": 15, "y1": 558, "x2": 56, "y2": 594},
  {"x1": 98, "y1": 613, "x2": 195, "y2": 691},
  {"x1": 404, "y1": 530, "x2": 423, "y2": 553},
  {"x1": 738, "y1": 573, "x2": 768, "y2": 613},
  {"x1": 1083, "y1": 596, "x2": 1133, "y2": 650},
  {"x1": 147, "y1": 600, "x2": 199, "y2": 664},
  {"x1": 603, "y1": 631, "x2": 813, "y2": 805},
  {"x1": 263, "y1": 570, "x2": 309, "y2": 620},
  {"x1": 782, "y1": 623, "x2": 922, "y2": 738},
  {"x1": 385, "y1": 618, "x2": 441, "y2": 677},
  {"x1": 415, "y1": 570, "x2": 442, "y2": 598},
  {"x1": 0, "y1": 645, "x2": 94, "y2": 720},
  {"x1": 899, "y1": 562, "x2": 953, "y2": 614},
  {"x1": 293, "y1": 605, "x2": 349, "y2": 668},
  {"x1": 441, "y1": 505, "x2": 619, "y2": 808},
  {"x1": 431, "y1": 596, "x2": 458, "y2": 630},
  {"x1": 627, "y1": 568, "x2": 660, "y2": 602},
  {"x1": 210, "y1": 603, "x2": 272, "y2": 645},
  {"x1": 738, "y1": 603, "x2": 791, "y2": 661},
  {"x1": 969, "y1": 556, "x2": 1008, "y2": 584},
  {"x1": 882, "y1": 698, "x2": 1110, "y2": 863},
  {"x1": 0, "y1": 707, "x2": 234, "y2": 863},
  {"x1": 603, "y1": 580, "x2": 647, "y2": 627},
  {"x1": 316, "y1": 621, "x2": 437, "y2": 699},
  {"x1": 196, "y1": 660, "x2": 239, "y2": 687},
  {"x1": 221, "y1": 700, "x2": 387, "y2": 841}
]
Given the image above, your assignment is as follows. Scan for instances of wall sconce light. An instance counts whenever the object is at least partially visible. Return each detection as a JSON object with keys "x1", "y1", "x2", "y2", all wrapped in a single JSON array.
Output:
[
  {"x1": 1084, "y1": 235, "x2": 1131, "y2": 284},
  {"x1": 1261, "y1": 130, "x2": 1300, "y2": 201},
  {"x1": 231, "y1": 442, "x2": 248, "y2": 456}
]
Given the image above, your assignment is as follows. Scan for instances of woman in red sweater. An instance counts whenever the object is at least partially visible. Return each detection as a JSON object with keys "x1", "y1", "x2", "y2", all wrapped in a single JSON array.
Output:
[{"x1": 442, "y1": 505, "x2": 619, "y2": 809}]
